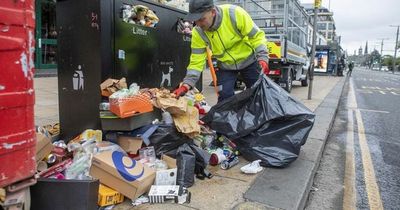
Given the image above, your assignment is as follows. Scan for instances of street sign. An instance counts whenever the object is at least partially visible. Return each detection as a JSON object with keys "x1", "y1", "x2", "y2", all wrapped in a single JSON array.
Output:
[{"x1": 314, "y1": 0, "x2": 322, "y2": 8}]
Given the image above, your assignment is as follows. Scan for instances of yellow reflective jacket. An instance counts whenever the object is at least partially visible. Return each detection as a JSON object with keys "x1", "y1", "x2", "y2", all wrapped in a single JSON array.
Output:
[{"x1": 183, "y1": 4, "x2": 268, "y2": 87}]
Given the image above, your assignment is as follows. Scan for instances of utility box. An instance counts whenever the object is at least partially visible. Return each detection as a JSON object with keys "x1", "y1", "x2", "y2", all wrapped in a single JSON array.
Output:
[
  {"x1": 0, "y1": 0, "x2": 37, "y2": 188},
  {"x1": 57, "y1": 0, "x2": 195, "y2": 140}
]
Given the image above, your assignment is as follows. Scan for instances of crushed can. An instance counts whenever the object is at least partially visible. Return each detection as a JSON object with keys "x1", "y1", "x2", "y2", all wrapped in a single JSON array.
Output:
[{"x1": 220, "y1": 156, "x2": 239, "y2": 170}]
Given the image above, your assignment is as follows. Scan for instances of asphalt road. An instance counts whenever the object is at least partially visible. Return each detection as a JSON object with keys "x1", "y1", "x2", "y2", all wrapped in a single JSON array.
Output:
[{"x1": 305, "y1": 68, "x2": 400, "y2": 210}]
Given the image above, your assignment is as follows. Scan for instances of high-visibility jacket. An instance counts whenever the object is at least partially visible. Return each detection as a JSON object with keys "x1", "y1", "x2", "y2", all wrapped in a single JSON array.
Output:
[{"x1": 183, "y1": 4, "x2": 268, "y2": 87}]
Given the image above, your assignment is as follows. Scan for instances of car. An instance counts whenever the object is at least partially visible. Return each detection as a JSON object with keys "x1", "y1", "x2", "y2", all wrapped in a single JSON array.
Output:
[{"x1": 381, "y1": 66, "x2": 389, "y2": 71}]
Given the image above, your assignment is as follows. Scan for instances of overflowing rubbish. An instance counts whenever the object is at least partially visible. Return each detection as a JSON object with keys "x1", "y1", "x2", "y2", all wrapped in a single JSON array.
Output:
[
  {"x1": 203, "y1": 75, "x2": 315, "y2": 167},
  {"x1": 29, "y1": 72, "x2": 316, "y2": 209},
  {"x1": 121, "y1": 5, "x2": 159, "y2": 27},
  {"x1": 177, "y1": 19, "x2": 193, "y2": 35}
]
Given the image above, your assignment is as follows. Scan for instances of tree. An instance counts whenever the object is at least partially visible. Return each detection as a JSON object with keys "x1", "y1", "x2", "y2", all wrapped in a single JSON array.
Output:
[{"x1": 382, "y1": 55, "x2": 400, "y2": 70}]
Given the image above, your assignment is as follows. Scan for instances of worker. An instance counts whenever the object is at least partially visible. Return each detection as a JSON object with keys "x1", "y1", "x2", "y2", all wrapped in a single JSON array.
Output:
[{"x1": 173, "y1": 0, "x2": 269, "y2": 102}]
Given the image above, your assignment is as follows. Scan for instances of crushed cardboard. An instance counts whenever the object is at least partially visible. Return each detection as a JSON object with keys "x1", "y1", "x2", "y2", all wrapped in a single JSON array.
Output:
[{"x1": 100, "y1": 78, "x2": 128, "y2": 97}]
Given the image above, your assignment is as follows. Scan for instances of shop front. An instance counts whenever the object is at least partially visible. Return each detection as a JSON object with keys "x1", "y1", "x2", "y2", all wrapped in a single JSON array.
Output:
[{"x1": 35, "y1": 0, "x2": 57, "y2": 72}]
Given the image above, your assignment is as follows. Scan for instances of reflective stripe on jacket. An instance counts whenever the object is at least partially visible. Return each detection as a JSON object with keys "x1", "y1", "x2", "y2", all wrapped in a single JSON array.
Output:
[{"x1": 183, "y1": 4, "x2": 268, "y2": 87}]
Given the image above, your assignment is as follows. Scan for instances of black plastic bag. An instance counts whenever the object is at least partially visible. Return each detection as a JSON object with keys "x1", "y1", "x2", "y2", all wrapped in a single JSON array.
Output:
[
  {"x1": 189, "y1": 143, "x2": 210, "y2": 175},
  {"x1": 148, "y1": 125, "x2": 210, "y2": 187},
  {"x1": 202, "y1": 75, "x2": 315, "y2": 167},
  {"x1": 148, "y1": 124, "x2": 192, "y2": 158},
  {"x1": 176, "y1": 143, "x2": 196, "y2": 188}
]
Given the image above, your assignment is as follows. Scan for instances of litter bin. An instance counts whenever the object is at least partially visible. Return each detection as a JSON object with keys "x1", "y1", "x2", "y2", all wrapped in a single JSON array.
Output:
[{"x1": 57, "y1": 0, "x2": 196, "y2": 140}]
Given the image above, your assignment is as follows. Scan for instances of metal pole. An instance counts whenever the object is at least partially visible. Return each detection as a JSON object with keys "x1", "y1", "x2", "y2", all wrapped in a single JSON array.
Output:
[
  {"x1": 392, "y1": 26, "x2": 399, "y2": 74},
  {"x1": 380, "y1": 40, "x2": 383, "y2": 71},
  {"x1": 308, "y1": 2, "x2": 319, "y2": 100},
  {"x1": 377, "y1": 38, "x2": 389, "y2": 71},
  {"x1": 334, "y1": 36, "x2": 341, "y2": 76}
]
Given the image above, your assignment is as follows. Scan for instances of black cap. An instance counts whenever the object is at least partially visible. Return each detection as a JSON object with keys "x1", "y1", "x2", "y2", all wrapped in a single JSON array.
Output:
[{"x1": 186, "y1": 0, "x2": 214, "y2": 21}]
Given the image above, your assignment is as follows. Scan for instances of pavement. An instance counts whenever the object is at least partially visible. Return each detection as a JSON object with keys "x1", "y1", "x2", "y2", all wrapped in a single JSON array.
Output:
[{"x1": 34, "y1": 70, "x2": 345, "y2": 210}]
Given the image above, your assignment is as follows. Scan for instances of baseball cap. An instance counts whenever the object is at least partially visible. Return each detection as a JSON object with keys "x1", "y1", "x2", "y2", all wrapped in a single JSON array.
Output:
[{"x1": 186, "y1": 0, "x2": 214, "y2": 21}]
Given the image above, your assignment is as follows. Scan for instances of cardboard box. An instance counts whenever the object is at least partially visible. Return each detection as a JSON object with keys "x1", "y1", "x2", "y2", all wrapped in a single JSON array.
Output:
[
  {"x1": 148, "y1": 185, "x2": 191, "y2": 204},
  {"x1": 31, "y1": 178, "x2": 99, "y2": 210},
  {"x1": 117, "y1": 136, "x2": 143, "y2": 154},
  {"x1": 90, "y1": 151, "x2": 156, "y2": 200},
  {"x1": 155, "y1": 155, "x2": 178, "y2": 186},
  {"x1": 98, "y1": 184, "x2": 124, "y2": 207},
  {"x1": 35, "y1": 133, "x2": 54, "y2": 162}
]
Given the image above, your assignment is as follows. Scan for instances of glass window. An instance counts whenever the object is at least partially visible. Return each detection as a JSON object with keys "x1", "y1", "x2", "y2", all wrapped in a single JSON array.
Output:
[
  {"x1": 327, "y1": 32, "x2": 333, "y2": 39},
  {"x1": 41, "y1": 2, "x2": 57, "y2": 39},
  {"x1": 317, "y1": 23, "x2": 326, "y2": 30},
  {"x1": 328, "y1": 23, "x2": 334, "y2": 30}
]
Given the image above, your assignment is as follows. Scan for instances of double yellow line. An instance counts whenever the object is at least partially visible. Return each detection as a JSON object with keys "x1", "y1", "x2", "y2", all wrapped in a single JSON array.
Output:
[{"x1": 343, "y1": 78, "x2": 384, "y2": 210}]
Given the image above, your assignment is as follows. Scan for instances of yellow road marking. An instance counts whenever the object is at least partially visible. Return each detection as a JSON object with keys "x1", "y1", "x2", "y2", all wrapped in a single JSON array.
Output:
[
  {"x1": 345, "y1": 79, "x2": 384, "y2": 210},
  {"x1": 355, "y1": 109, "x2": 384, "y2": 210},
  {"x1": 349, "y1": 79, "x2": 384, "y2": 209},
  {"x1": 391, "y1": 91, "x2": 399, "y2": 95},
  {"x1": 379, "y1": 91, "x2": 386, "y2": 95}
]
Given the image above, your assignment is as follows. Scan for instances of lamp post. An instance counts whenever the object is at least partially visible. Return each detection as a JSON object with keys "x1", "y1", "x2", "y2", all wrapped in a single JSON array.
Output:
[
  {"x1": 390, "y1": 25, "x2": 399, "y2": 73},
  {"x1": 308, "y1": 0, "x2": 320, "y2": 100},
  {"x1": 377, "y1": 38, "x2": 389, "y2": 71}
]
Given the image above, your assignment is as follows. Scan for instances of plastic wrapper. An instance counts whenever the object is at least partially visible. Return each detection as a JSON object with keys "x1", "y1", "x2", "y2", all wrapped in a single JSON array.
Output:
[
  {"x1": 202, "y1": 75, "x2": 315, "y2": 167},
  {"x1": 65, "y1": 153, "x2": 92, "y2": 180}
]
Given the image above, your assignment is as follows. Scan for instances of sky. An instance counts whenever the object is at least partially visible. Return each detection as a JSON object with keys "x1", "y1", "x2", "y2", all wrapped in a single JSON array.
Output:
[{"x1": 300, "y1": 0, "x2": 400, "y2": 56}]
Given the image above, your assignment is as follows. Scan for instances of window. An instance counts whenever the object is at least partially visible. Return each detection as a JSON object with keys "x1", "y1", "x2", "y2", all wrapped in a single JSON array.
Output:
[
  {"x1": 327, "y1": 32, "x2": 333, "y2": 39},
  {"x1": 317, "y1": 23, "x2": 326, "y2": 30},
  {"x1": 328, "y1": 23, "x2": 334, "y2": 30}
]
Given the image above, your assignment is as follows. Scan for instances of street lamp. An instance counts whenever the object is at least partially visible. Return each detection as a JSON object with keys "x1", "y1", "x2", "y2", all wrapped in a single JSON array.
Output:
[
  {"x1": 308, "y1": 0, "x2": 321, "y2": 100},
  {"x1": 389, "y1": 25, "x2": 399, "y2": 73},
  {"x1": 377, "y1": 38, "x2": 389, "y2": 71}
]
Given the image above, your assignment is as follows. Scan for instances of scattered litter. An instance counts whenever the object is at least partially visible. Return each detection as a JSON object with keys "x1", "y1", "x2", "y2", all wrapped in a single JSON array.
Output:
[
  {"x1": 148, "y1": 185, "x2": 190, "y2": 204},
  {"x1": 240, "y1": 160, "x2": 263, "y2": 174},
  {"x1": 132, "y1": 195, "x2": 149, "y2": 207},
  {"x1": 220, "y1": 156, "x2": 239, "y2": 170}
]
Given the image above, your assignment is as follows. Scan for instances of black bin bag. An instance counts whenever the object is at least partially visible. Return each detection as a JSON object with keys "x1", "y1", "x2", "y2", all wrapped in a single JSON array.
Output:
[
  {"x1": 202, "y1": 75, "x2": 315, "y2": 167},
  {"x1": 149, "y1": 125, "x2": 210, "y2": 187},
  {"x1": 148, "y1": 124, "x2": 192, "y2": 158}
]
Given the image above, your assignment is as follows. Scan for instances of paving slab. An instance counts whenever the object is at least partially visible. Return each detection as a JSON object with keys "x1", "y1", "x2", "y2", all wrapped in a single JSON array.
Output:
[{"x1": 244, "y1": 158, "x2": 315, "y2": 210}]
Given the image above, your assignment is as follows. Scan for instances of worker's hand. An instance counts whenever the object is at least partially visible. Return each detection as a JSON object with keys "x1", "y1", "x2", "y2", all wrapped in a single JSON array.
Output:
[
  {"x1": 258, "y1": 60, "x2": 269, "y2": 74},
  {"x1": 173, "y1": 84, "x2": 189, "y2": 98}
]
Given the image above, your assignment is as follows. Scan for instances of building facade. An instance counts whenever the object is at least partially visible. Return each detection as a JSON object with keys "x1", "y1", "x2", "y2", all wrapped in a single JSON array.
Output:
[{"x1": 302, "y1": 3, "x2": 336, "y2": 42}]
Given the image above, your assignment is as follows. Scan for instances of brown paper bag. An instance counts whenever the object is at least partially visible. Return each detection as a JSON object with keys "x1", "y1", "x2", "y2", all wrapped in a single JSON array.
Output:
[
  {"x1": 173, "y1": 105, "x2": 200, "y2": 137},
  {"x1": 154, "y1": 94, "x2": 188, "y2": 115}
]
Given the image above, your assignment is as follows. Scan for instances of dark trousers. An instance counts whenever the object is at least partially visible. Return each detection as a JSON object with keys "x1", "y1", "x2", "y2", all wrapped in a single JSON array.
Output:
[
  {"x1": 347, "y1": 69, "x2": 353, "y2": 76},
  {"x1": 216, "y1": 61, "x2": 260, "y2": 102}
]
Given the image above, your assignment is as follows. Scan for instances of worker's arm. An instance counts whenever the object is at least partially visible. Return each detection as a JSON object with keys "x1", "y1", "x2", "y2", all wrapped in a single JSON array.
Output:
[
  {"x1": 234, "y1": 6, "x2": 269, "y2": 63},
  {"x1": 182, "y1": 27, "x2": 208, "y2": 88}
]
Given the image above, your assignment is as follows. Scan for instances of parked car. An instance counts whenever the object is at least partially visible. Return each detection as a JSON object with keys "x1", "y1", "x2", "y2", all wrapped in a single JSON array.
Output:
[{"x1": 381, "y1": 66, "x2": 389, "y2": 71}]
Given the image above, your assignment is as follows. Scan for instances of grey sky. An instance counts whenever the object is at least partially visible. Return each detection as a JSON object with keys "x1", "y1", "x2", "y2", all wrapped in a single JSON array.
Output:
[{"x1": 300, "y1": 0, "x2": 400, "y2": 56}]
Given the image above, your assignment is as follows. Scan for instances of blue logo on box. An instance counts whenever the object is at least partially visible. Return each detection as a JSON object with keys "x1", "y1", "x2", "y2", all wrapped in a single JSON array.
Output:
[{"x1": 112, "y1": 151, "x2": 144, "y2": 181}]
